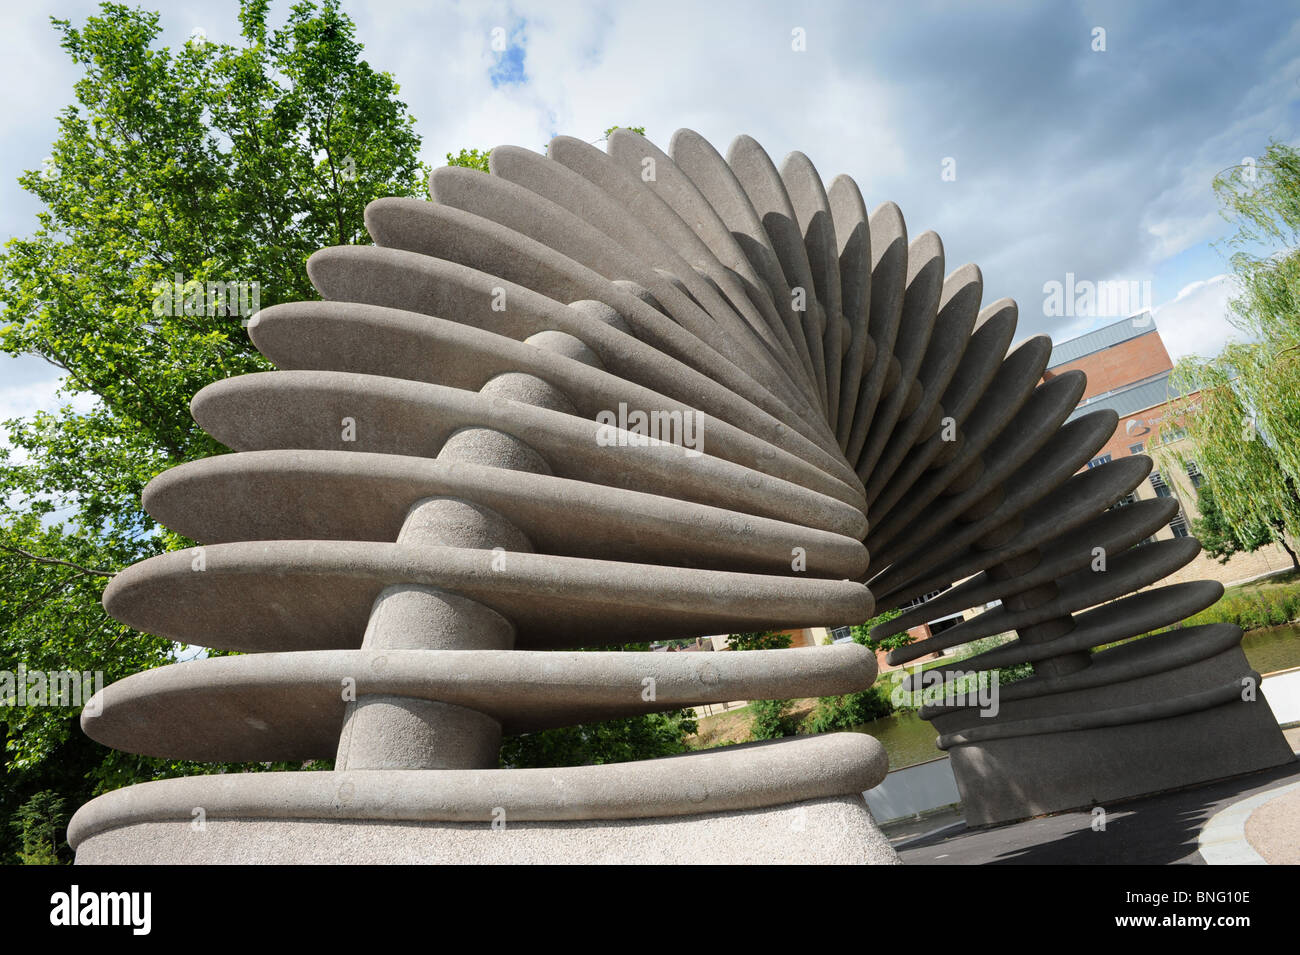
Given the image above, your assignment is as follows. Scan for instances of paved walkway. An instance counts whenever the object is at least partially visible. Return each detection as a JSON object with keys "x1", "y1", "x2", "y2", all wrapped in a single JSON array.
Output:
[
  {"x1": 1198, "y1": 780, "x2": 1300, "y2": 864},
  {"x1": 1245, "y1": 785, "x2": 1300, "y2": 864},
  {"x1": 896, "y1": 757, "x2": 1300, "y2": 865}
]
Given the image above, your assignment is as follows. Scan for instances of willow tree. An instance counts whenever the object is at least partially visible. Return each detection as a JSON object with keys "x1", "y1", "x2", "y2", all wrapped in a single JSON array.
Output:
[{"x1": 1163, "y1": 141, "x2": 1300, "y2": 563}]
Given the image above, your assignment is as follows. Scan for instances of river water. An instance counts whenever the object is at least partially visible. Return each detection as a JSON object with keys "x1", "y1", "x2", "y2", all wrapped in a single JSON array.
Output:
[{"x1": 851, "y1": 622, "x2": 1300, "y2": 770}]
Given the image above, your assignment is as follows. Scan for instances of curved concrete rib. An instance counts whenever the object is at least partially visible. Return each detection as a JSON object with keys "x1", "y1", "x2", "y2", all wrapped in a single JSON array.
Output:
[
  {"x1": 904, "y1": 581, "x2": 1224, "y2": 687},
  {"x1": 245, "y1": 299, "x2": 863, "y2": 502},
  {"x1": 68, "y1": 734, "x2": 887, "y2": 845},
  {"x1": 190, "y1": 370, "x2": 867, "y2": 538},
  {"x1": 101, "y1": 541, "x2": 874, "y2": 651},
  {"x1": 72, "y1": 129, "x2": 1293, "y2": 860},
  {"x1": 142, "y1": 451, "x2": 868, "y2": 578},
  {"x1": 886, "y1": 537, "x2": 1202, "y2": 656},
  {"x1": 83, "y1": 645, "x2": 878, "y2": 759},
  {"x1": 826, "y1": 173, "x2": 872, "y2": 448}
]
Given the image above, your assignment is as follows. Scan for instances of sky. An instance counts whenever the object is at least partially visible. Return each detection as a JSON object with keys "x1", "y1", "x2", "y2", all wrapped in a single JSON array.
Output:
[{"x1": 1, "y1": 0, "x2": 1297, "y2": 434}]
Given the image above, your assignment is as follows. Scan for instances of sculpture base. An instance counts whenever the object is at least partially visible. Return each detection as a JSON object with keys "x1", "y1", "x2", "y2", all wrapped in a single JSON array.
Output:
[
  {"x1": 75, "y1": 794, "x2": 897, "y2": 864},
  {"x1": 69, "y1": 735, "x2": 896, "y2": 864},
  {"x1": 945, "y1": 698, "x2": 1295, "y2": 827}
]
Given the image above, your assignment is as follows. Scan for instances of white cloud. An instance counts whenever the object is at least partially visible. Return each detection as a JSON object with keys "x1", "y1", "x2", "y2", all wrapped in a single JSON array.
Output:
[
  {"x1": 0, "y1": 355, "x2": 98, "y2": 463},
  {"x1": 2, "y1": 0, "x2": 1297, "y2": 366},
  {"x1": 1152, "y1": 273, "x2": 1247, "y2": 361}
]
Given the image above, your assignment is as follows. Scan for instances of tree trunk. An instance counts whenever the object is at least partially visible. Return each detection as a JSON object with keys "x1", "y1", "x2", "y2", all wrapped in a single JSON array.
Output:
[{"x1": 1273, "y1": 522, "x2": 1300, "y2": 570}]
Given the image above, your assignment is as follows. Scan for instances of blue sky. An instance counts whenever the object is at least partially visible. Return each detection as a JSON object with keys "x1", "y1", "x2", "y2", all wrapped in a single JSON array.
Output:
[{"x1": 1, "y1": 0, "x2": 1297, "y2": 433}]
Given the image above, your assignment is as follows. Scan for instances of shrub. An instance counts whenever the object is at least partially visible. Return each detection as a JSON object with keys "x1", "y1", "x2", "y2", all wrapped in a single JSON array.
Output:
[
  {"x1": 10, "y1": 791, "x2": 66, "y2": 865},
  {"x1": 849, "y1": 608, "x2": 910, "y2": 652},
  {"x1": 728, "y1": 630, "x2": 793, "y2": 651},
  {"x1": 748, "y1": 699, "x2": 797, "y2": 740},
  {"x1": 803, "y1": 686, "x2": 895, "y2": 733}
]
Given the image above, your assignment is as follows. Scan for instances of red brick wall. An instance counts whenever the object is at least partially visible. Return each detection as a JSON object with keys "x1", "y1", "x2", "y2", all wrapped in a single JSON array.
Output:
[
  {"x1": 1044, "y1": 331, "x2": 1172, "y2": 401},
  {"x1": 1075, "y1": 397, "x2": 1191, "y2": 471}
]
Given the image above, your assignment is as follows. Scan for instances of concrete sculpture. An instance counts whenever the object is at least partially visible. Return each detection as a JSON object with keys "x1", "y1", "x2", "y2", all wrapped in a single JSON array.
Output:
[{"x1": 69, "y1": 129, "x2": 1293, "y2": 862}]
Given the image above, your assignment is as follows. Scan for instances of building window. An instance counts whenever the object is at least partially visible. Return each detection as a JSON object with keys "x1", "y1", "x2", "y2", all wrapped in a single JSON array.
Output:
[
  {"x1": 899, "y1": 588, "x2": 947, "y2": 612},
  {"x1": 928, "y1": 615, "x2": 964, "y2": 636},
  {"x1": 1129, "y1": 443, "x2": 1144, "y2": 454},
  {"x1": 829, "y1": 626, "x2": 853, "y2": 643},
  {"x1": 1169, "y1": 512, "x2": 1190, "y2": 538},
  {"x1": 1087, "y1": 454, "x2": 1112, "y2": 469},
  {"x1": 1159, "y1": 426, "x2": 1188, "y2": 445},
  {"x1": 1109, "y1": 491, "x2": 1138, "y2": 511},
  {"x1": 1186, "y1": 461, "x2": 1203, "y2": 490},
  {"x1": 1150, "y1": 471, "x2": 1172, "y2": 498}
]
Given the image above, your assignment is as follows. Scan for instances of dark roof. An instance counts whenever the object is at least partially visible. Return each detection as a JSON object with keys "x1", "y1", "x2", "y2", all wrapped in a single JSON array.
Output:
[{"x1": 1047, "y1": 313, "x2": 1156, "y2": 369}]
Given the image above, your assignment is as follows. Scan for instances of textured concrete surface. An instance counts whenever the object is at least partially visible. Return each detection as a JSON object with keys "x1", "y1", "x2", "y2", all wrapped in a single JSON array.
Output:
[
  {"x1": 71, "y1": 735, "x2": 890, "y2": 857},
  {"x1": 83, "y1": 646, "x2": 878, "y2": 759},
  {"x1": 72, "y1": 128, "x2": 1293, "y2": 862},
  {"x1": 76, "y1": 795, "x2": 898, "y2": 865}
]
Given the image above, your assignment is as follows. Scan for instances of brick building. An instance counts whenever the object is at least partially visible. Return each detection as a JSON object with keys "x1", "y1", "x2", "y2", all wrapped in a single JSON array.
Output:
[{"x1": 1049, "y1": 314, "x2": 1295, "y2": 586}]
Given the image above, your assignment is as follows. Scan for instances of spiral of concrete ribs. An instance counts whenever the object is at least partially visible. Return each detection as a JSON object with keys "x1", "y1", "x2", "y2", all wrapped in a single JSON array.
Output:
[{"x1": 70, "y1": 129, "x2": 1293, "y2": 862}]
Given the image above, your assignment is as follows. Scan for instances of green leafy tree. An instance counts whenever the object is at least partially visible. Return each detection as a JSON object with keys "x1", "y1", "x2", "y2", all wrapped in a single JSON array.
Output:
[
  {"x1": 500, "y1": 708, "x2": 697, "y2": 768},
  {"x1": 1192, "y1": 480, "x2": 1294, "y2": 566},
  {"x1": 728, "y1": 629, "x2": 794, "y2": 651},
  {"x1": 445, "y1": 147, "x2": 491, "y2": 173},
  {"x1": 9, "y1": 790, "x2": 68, "y2": 865},
  {"x1": 747, "y1": 698, "x2": 797, "y2": 740},
  {"x1": 0, "y1": 0, "x2": 426, "y2": 862},
  {"x1": 1164, "y1": 141, "x2": 1300, "y2": 563},
  {"x1": 851, "y1": 608, "x2": 911, "y2": 652},
  {"x1": 804, "y1": 686, "x2": 893, "y2": 733}
]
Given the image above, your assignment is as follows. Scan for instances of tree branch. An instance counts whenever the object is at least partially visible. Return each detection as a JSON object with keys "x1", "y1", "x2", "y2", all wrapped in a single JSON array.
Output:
[{"x1": 0, "y1": 543, "x2": 117, "y2": 577}]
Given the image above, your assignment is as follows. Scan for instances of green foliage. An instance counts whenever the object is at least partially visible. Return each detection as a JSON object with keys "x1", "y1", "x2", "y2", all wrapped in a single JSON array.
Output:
[
  {"x1": 728, "y1": 629, "x2": 793, "y2": 651},
  {"x1": 0, "y1": 0, "x2": 425, "y2": 862},
  {"x1": 849, "y1": 608, "x2": 911, "y2": 652},
  {"x1": 603, "y1": 125, "x2": 646, "y2": 139},
  {"x1": 9, "y1": 790, "x2": 67, "y2": 865},
  {"x1": 1192, "y1": 481, "x2": 1278, "y2": 564},
  {"x1": 803, "y1": 685, "x2": 894, "y2": 733},
  {"x1": 1164, "y1": 141, "x2": 1300, "y2": 564},
  {"x1": 1104, "y1": 575, "x2": 1300, "y2": 645},
  {"x1": 747, "y1": 698, "x2": 797, "y2": 740},
  {"x1": 994, "y1": 662, "x2": 1035, "y2": 685},
  {"x1": 445, "y1": 147, "x2": 491, "y2": 173},
  {"x1": 1180, "y1": 585, "x2": 1300, "y2": 630},
  {"x1": 499, "y1": 709, "x2": 697, "y2": 768}
]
